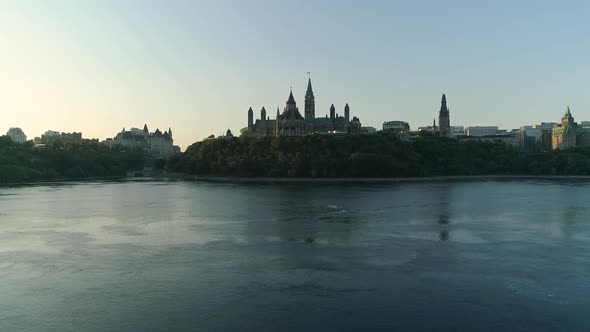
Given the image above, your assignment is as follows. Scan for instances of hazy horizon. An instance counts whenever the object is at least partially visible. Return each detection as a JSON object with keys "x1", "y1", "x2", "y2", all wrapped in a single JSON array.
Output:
[{"x1": 2, "y1": 0, "x2": 589, "y2": 149}]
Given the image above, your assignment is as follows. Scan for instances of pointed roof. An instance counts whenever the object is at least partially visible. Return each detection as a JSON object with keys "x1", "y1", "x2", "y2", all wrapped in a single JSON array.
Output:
[
  {"x1": 143, "y1": 124, "x2": 149, "y2": 133},
  {"x1": 287, "y1": 89, "x2": 296, "y2": 105},
  {"x1": 563, "y1": 106, "x2": 575, "y2": 126},
  {"x1": 345, "y1": 103, "x2": 350, "y2": 111},
  {"x1": 305, "y1": 78, "x2": 314, "y2": 98},
  {"x1": 248, "y1": 107, "x2": 253, "y2": 113},
  {"x1": 440, "y1": 93, "x2": 449, "y2": 113},
  {"x1": 330, "y1": 104, "x2": 335, "y2": 111}
]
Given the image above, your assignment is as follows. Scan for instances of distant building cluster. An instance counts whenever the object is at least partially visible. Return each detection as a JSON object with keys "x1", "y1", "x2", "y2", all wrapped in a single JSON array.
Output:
[
  {"x1": 38, "y1": 130, "x2": 85, "y2": 145},
  {"x1": 238, "y1": 85, "x2": 590, "y2": 153},
  {"x1": 517, "y1": 123, "x2": 556, "y2": 151},
  {"x1": 104, "y1": 124, "x2": 179, "y2": 158},
  {"x1": 2, "y1": 123, "x2": 179, "y2": 159},
  {"x1": 243, "y1": 79, "x2": 362, "y2": 137},
  {"x1": 3, "y1": 75, "x2": 590, "y2": 156}
]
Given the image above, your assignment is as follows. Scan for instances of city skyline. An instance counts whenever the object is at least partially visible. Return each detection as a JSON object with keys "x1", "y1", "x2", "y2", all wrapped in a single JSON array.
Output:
[{"x1": 2, "y1": 1, "x2": 590, "y2": 149}]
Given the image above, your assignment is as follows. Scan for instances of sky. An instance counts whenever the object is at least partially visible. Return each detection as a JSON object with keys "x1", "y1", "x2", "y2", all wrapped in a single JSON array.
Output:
[{"x1": 1, "y1": 0, "x2": 589, "y2": 149}]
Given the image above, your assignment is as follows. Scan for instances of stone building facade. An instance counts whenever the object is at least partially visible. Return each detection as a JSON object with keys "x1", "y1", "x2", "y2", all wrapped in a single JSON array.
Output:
[
  {"x1": 552, "y1": 107, "x2": 590, "y2": 150},
  {"x1": 245, "y1": 79, "x2": 361, "y2": 137},
  {"x1": 106, "y1": 124, "x2": 176, "y2": 158}
]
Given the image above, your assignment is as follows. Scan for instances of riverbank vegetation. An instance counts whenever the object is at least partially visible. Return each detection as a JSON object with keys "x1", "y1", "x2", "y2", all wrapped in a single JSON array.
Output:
[
  {"x1": 170, "y1": 133, "x2": 590, "y2": 177},
  {"x1": 0, "y1": 136, "x2": 144, "y2": 183}
]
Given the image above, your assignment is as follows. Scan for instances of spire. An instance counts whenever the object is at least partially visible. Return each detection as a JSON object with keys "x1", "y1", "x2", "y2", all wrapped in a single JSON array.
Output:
[
  {"x1": 563, "y1": 106, "x2": 575, "y2": 126},
  {"x1": 143, "y1": 124, "x2": 149, "y2": 133},
  {"x1": 287, "y1": 89, "x2": 296, "y2": 105},
  {"x1": 305, "y1": 78, "x2": 314, "y2": 98},
  {"x1": 304, "y1": 78, "x2": 316, "y2": 119},
  {"x1": 440, "y1": 94, "x2": 448, "y2": 113}
]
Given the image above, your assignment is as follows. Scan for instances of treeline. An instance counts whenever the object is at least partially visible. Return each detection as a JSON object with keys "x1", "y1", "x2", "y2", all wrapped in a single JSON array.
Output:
[
  {"x1": 170, "y1": 133, "x2": 590, "y2": 177},
  {"x1": 0, "y1": 136, "x2": 144, "y2": 183}
]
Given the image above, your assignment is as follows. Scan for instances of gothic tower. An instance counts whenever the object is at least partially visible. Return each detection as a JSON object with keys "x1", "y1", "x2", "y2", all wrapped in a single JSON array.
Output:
[
  {"x1": 438, "y1": 94, "x2": 450, "y2": 136},
  {"x1": 248, "y1": 107, "x2": 254, "y2": 129},
  {"x1": 344, "y1": 103, "x2": 350, "y2": 122},
  {"x1": 330, "y1": 104, "x2": 336, "y2": 120},
  {"x1": 562, "y1": 106, "x2": 575, "y2": 127},
  {"x1": 305, "y1": 78, "x2": 315, "y2": 119},
  {"x1": 275, "y1": 107, "x2": 280, "y2": 135},
  {"x1": 261, "y1": 107, "x2": 266, "y2": 121}
]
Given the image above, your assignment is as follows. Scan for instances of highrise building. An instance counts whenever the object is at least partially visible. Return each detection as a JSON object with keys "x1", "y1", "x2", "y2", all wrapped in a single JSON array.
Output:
[{"x1": 6, "y1": 127, "x2": 27, "y2": 143}]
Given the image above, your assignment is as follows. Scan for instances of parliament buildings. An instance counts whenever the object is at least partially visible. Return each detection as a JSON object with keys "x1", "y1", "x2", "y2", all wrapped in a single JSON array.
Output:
[{"x1": 244, "y1": 79, "x2": 362, "y2": 137}]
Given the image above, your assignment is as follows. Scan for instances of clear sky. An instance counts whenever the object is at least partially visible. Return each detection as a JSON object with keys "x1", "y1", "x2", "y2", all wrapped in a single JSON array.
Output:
[{"x1": 1, "y1": 0, "x2": 589, "y2": 149}]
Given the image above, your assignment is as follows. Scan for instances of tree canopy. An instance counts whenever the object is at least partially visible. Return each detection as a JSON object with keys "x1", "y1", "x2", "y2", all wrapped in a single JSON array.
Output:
[
  {"x1": 0, "y1": 136, "x2": 144, "y2": 183},
  {"x1": 170, "y1": 133, "x2": 590, "y2": 177}
]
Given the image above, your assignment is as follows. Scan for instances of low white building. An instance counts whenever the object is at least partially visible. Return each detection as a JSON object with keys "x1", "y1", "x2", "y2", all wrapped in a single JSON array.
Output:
[
  {"x1": 6, "y1": 127, "x2": 27, "y2": 143},
  {"x1": 465, "y1": 126, "x2": 499, "y2": 136}
]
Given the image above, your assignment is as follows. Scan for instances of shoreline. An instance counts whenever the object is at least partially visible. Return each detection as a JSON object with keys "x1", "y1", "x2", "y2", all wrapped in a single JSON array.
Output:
[
  {"x1": 188, "y1": 174, "x2": 590, "y2": 183},
  {"x1": 3, "y1": 174, "x2": 590, "y2": 187},
  {"x1": 0, "y1": 175, "x2": 128, "y2": 187}
]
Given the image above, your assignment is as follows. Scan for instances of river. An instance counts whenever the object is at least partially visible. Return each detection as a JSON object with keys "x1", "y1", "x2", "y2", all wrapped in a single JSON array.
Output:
[{"x1": 0, "y1": 179, "x2": 589, "y2": 331}]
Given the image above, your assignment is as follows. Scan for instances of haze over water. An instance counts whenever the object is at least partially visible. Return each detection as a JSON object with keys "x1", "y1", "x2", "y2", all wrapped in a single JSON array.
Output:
[{"x1": 1, "y1": 180, "x2": 589, "y2": 331}]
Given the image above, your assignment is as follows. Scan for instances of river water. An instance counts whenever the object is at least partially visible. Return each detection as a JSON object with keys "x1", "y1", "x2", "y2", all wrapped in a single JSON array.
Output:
[{"x1": 0, "y1": 179, "x2": 589, "y2": 331}]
